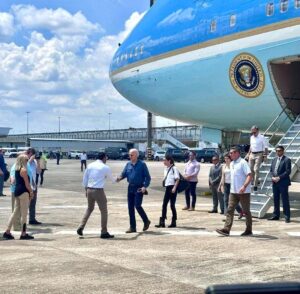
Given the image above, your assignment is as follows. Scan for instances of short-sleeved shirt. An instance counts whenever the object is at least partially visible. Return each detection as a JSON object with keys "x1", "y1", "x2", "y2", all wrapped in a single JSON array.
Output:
[
  {"x1": 164, "y1": 165, "x2": 180, "y2": 186},
  {"x1": 250, "y1": 134, "x2": 267, "y2": 153},
  {"x1": 230, "y1": 157, "x2": 251, "y2": 194}
]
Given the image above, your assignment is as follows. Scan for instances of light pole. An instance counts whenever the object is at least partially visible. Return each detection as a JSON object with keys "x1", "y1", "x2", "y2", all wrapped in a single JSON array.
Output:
[
  {"x1": 26, "y1": 111, "x2": 30, "y2": 146},
  {"x1": 58, "y1": 116, "x2": 61, "y2": 135},
  {"x1": 108, "y1": 112, "x2": 112, "y2": 139}
]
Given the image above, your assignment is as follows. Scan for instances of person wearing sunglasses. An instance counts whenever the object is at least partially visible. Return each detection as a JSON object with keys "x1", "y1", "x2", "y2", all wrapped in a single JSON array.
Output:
[{"x1": 268, "y1": 145, "x2": 291, "y2": 223}]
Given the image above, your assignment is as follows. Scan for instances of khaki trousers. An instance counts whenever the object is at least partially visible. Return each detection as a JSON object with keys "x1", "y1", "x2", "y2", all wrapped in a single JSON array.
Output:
[
  {"x1": 11, "y1": 192, "x2": 22, "y2": 231},
  {"x1": 80, "y1": 188, "x2": 108, "y2": 233},
  {"x1": 224, "y1": 193, "x2": 252, "y2": 232},
  {"x1": 7, "y1": 192, "x2": 30, "y2": 231},
  {"x1": 249, "y1": 152, "x2": 263, "y2": 187}
]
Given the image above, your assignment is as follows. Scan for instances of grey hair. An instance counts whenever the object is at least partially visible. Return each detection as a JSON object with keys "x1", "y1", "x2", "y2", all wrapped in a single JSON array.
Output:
[{"x1": 129, "y1": 148, "x2": 139, "y2": 157}]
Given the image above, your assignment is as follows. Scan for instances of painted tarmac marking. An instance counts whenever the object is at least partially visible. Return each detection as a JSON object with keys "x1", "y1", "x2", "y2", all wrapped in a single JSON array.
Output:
[{"x1": 287, "y1": 232, "x2": 300, "y2": 237}]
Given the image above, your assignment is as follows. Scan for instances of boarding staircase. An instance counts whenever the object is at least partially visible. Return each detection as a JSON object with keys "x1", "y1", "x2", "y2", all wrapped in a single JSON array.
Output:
[
  {"x1": 155, "y1": 130, "x2": 189, "y2": 149},
  {"x1": 250, "y1": 112, "x2": 300, "y2": 218}
]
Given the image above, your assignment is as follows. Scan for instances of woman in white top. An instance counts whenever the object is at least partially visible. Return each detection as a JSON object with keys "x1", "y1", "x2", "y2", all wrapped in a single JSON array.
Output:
[
  {"x1": 219, "y1": 154, "x2": 243, "y2": 217},
  {"x1": 155, "y1": 154, "x2": 180, "y2": 228}
]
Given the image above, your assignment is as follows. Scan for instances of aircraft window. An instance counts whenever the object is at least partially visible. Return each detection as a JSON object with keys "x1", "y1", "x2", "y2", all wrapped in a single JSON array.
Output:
[
  {"x1": 295, "y1": 0, "x2": 300, "y2": 8},
  {"x1": 134, "y1": 47, "x2": 139, "y2": 57},
  {"x1": 230, "y1": 14, "x2": 236, "y2": 27},
  {"x1": 210, "y1": 20, "x2": 217, "y2": 32},
  {"x1": 266, "y1": 3, "x2": 274, "y2": 16},
  {"x1": 280, "y1": 0, "x2": 289, "y2": 12},
  {"x1": 140, "y1": 45, "x2": 144, "y2": 55}
]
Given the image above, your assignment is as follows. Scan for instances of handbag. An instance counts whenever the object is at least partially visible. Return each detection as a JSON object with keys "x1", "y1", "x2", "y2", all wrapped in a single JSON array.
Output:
[{"x1": 176, "y1": 173, "x2": 190, "y2": 193}]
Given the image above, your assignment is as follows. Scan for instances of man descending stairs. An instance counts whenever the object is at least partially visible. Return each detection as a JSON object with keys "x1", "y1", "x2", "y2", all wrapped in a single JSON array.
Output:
[{"x1": 250, "y1": 114, "x2": 300, "y2": 218}]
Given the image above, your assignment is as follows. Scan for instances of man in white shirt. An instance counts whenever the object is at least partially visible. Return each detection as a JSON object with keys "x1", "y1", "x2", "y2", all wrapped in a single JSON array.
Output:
[
  {"x1": 80, "y1": 151, "x2": 87, "y2": 172},
  {"x1": 216, "y1": 146, "x2": 252, "y2": 237},
  {"x1": 77, "y1": 152, "x2": 115, "y2": 239},
  {"x1": 246, "y1": 125, "x2": 268, "y2": 191}
]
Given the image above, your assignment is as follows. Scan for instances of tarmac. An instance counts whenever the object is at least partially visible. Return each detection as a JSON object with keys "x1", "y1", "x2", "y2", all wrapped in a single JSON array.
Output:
[{"x1": 0, "y1": 158, "x2": 300, "y2": 294}]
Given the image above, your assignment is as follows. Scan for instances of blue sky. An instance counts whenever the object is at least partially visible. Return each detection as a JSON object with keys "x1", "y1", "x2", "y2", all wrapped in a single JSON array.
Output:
[{"x1": 0, "y1": 0, "x2": 177, "y2": 134}]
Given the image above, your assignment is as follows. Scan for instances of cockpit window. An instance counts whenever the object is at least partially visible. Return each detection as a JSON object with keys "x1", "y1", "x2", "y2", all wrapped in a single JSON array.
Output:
[
  {"x1": 280, "y1": 0, "x2": 289, "y2": 13},
  {"x1": 230, "y1": 14, "x2": 236, "y2": 27},
  {"x1": 295, "y1": 0, "x2": 300, "y2": 8},
  {"x1": 210, "y1": 20, "x2": 217, "y2": 32},
  {"x1": 266, "y1": 3, "x2": 274, "y2": 16}
]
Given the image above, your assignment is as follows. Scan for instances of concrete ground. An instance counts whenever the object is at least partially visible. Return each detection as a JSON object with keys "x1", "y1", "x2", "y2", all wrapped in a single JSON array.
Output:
[{"x1": 0, "y1": 158, "x2": 299, "y2": 294}]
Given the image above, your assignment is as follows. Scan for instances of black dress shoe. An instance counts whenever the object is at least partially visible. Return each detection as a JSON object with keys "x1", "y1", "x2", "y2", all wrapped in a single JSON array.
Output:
[
  {"x1": 241, "y1": 230, "x2": 253, "y2": 236},
  {"x1": 285, "y1": 219, "x2": 290, "y2": 223},
  {"x1": 143, "y1": 220, "x2": 151, "y2": 231},
  {"x1": 100, "y1": 232, "x2": 114, "y2": 239},
  {"x1": 77, "y1": 227, "x2": 83, "y2": 236},
  {"x1": 20, "y1": 234, "x2": 34, "y2": 240},
  {"x1": 268, "y1": 216, "x2": 279, "y2": 221},
  {"x1": 126, "y1": 228, "x2": 137, "y2": 233},
  {"x1": 208, "y1": 210, "x2": 218, "y2": 213},
  {"x1": 3, "y1": 232, "x2": 14, "y2": 240},
  {"x1": 29, "y1": 220, "x2": 42, "y2": 225},
  {"x1": 216, "y1": 228, "x2": 230, "y2": 236}
]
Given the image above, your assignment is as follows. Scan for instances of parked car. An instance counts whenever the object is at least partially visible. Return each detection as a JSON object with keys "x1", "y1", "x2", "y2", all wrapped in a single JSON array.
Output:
[
  {"x1": 165, "y1": 148, "x2": 186, "y2": 162},
  {"x1": 153, "y1": 150, "x2": 165, "y2": 161},
  {"x1": 86, "y1": 151, "x2": 99, "y2": 160},
  {"x1": 68, "y1": 150, "x2": 83, "y2": 159},
  {"x1": 105, "y1": 147, "x2": 128, "y2": 160},
  {"x1": 4, "y1": 148, "x2": 18, "y2": 158},
  {"x1": 194, "y1": 149, "x2": 219, "y2": 163}
]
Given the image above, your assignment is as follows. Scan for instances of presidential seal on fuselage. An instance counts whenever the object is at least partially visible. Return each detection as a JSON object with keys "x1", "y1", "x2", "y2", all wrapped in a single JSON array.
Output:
[{"x1": 229, "y1": 53, "x2": 265, "y2": 98}]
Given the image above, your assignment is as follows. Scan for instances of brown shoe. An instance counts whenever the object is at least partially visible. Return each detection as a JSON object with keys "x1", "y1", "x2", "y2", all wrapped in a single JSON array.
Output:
[
  {"x1": 241, "y1": 230, "x2": 253, "y2": 236},
  {"x1": 182, "y1": 207, "x2": 189, "y2": 210},
  {"x1": 188, "y1": 207, "x2": 195, "y2": 211},
  {"x1": 216, "y1": 228, "x2": 230, "y2": 236},
  {"x1": 125, "y1": 228, "x2": 137, "y2": 233}
]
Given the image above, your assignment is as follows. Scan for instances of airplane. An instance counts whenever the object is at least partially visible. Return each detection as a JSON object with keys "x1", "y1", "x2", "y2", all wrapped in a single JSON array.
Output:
[{"x1": 109, "y1": 0, "x2": 300, "y2": 134}]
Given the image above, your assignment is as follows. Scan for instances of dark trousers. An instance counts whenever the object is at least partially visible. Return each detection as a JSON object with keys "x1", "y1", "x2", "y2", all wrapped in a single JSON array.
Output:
[
  {"x1": 56, "y1": 157, "x2": 60, "y2": 165},
  {"x1": 224, "y1": 183, "x2": 242, "y2": 214},
  {"x1": 40, "y1": 169, "x2": 45, "y2": 185},
  {"x1": 162, "y1": 186, "x2": 177, "y2": 220},
  {"x1": 224, "y1": 193, "x2": 252, "y2": 232},
  {"x1": 211, "y1": 184, "x2": 224, "y2": 213},
  {"x1": 127, "y1": 185, "x2": 149, "y2": 230},
  {"x1": 29, "y1": 189, "x2": 38, "y2": 222},
  {"x1": 184, "y1": 181, "x2": 197, "y2": 208},
  {"x1": 272, "y1": 183, "x2": 290, "y2": 220},
  {"x1": 81, "y1": 160, "x2": 87, "y2": 171}
]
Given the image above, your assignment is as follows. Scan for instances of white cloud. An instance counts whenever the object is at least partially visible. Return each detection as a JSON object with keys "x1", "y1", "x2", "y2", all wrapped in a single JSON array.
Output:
[
  {"x1": 0, "y1": 12, "x2": 14, "y2": 37},
  {"x1": 12, "y1": 5, "x2": 102, "y2": 36},
  {"x1": 0, "y1": 6, "x2": 149, "y2": 133}
]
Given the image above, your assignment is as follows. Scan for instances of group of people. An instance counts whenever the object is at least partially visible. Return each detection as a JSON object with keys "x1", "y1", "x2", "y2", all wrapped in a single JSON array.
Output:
[
  {"x1": 2, "y1": 148, "x2": 47, "y2": 240},
  {"x1": 0, "y1": 126, "x2": 292, "y2": 240}
]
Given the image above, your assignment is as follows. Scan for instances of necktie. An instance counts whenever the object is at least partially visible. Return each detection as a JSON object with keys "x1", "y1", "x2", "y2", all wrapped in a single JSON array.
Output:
[{"x1": 274, "y1": 158, "x2": 281, "y2": 176}]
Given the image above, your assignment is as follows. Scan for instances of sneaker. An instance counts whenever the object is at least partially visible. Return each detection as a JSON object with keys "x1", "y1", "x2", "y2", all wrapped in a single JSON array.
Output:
[
  {"x1": 100, "y1": 232, "x2": 114, "y2": 239},
  {"x1": 77, "y1": 227, "x2": 83, "y2": 236},
  {"x1": 216, "y1": 228, "x2": 230, "y2": 236},
  {"x1": 241, "y1": 230, "x2": 253, "y2": 236},
  {"x1": 126, "y1": 228, "x2": 137, "y2": 233},
  {"x1": 143, "y1": 220, "x2": 151, "y2": 231},
  {"x1": 3, "y1": 232, "x2": 14, "y2": 240},
  {"x1": 182, "y1": 207, "x2": 189, "y2": 210},
  {"x1": 20, "y1": 234, "x2": 34, "y2": 240}
]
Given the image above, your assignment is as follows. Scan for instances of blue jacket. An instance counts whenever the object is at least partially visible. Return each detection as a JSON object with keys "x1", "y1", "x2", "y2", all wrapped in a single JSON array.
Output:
[{"x1": 0, "y1": 154, "x2": 7, "y2": 173}]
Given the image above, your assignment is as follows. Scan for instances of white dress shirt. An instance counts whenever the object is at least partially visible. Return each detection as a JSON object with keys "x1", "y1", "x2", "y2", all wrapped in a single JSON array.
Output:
[
  {"x1": 230, "y1": 157, "x2": 251, "y2": 194},
  {"x1": 83, "y1": 160, "x2": 115, "y2": 188},
  {"x1": 164, "y1": 165, "x2": 180, "y2": 186},
  {"x1": 80, "y1": 153, "x2": 87, "y2": 160},
  {"x1": 250, "y1": 134, "x2": 267, "y2": 153}
]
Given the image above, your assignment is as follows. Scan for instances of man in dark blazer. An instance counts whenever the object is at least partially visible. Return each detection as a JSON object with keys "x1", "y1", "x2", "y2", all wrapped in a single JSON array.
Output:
[{"x1": 269, "y1": 145, "x2": 291, "y2": 223}]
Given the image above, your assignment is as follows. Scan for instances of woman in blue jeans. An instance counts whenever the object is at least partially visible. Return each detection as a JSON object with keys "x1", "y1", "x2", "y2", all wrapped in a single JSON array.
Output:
[{"x1": 219, "y1": 154, "x2": 244, "y2": 218}]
